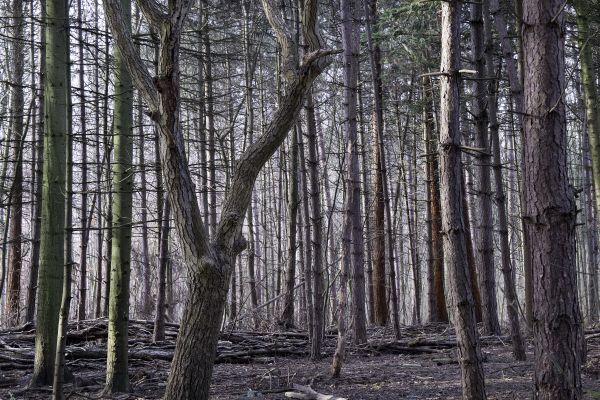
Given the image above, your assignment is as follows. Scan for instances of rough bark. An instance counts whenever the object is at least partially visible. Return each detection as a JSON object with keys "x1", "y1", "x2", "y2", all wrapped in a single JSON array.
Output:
[
  {"x1": 489, "y1": 0, "x2": 533, "y2": 327},
  {"x1": 5, "y1": 0, "x2": 25, "y2": 327},
  {"x1": 522, "y1": 0, "x2": 584, "y2": 398},
  {"x1": 306, "y1": 92, "x2": 324, "y2": 359},
  {"x1": 103, "y1": 0, "x2": 335, "y2": 396},
  {"x1": 438, "y1": 1, "x2": 487, "y2": 398},
  {"x1": 423, "y1": 77, "x2": 447, "y2": 323},
  {"x1": 469, "y1": 0, "x2": 500, "y2": 335},
  {"x1": 281, "y1": 127, "x2": 299, "y2": 328},
  {"x1": 483, "y1": 2, "x2": 526, "y2": 360}
]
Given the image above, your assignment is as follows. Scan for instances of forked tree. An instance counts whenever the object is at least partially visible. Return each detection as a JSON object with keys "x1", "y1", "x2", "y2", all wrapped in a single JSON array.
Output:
[{"x1": 102, "y1": 0, "x2": 336, "y2": 398}]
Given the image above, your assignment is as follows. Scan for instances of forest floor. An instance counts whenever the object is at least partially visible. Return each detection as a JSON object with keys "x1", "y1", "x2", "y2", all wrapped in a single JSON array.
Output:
[{"x1": 2, "y1": 319, "x2": 600, "y2": 399}]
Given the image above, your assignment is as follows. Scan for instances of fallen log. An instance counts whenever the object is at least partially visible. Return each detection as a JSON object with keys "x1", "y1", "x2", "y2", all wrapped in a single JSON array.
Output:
[{"x1": 285, "y1": 384, "x2": 348, "y2": 400}]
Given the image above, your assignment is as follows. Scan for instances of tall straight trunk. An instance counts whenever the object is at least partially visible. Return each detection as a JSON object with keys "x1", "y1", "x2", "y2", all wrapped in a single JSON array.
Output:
[
  {"x1": 334, "y1": 0, "x2": 366, "y2": 370},
  {"x1": 470, "y1": 0, "x2": 500, "y2": 335},
  {"x1": 203, "y1": 17, "x2": 217, "y2": 234},
  {"x1": 31, "y1": 0, "x2": 69, "y2": 383},
  {"x1": 583, "y1": 129, "x2": 599, "y2": 323},
  {"x1": 423, "y1": 77, "x2": 447, "y2": 323},
  {"x1": 94, "y1": 22, "x2": 108, "y2": 319},
  {"x1": 575, "y1": 0, "x2": 600, "y2": 320},
  {"x1": 154, "y1": 199, "x2": 170, "y2": 341},
  {"x1": 5, "y1": 0, "x2": 25, "y2": 326},
  {"x1": 438, "y1": 0, "x2": 487, "y2": 398},
  {"x1": 462, "y1": 171, "x2": 483, "y2": 323},
  {"x1": 365, "y1": 0, "x2": 388, "y2": 326},
  {"x1": 102, "y1": 29, "x2": 113, "y2": 318},
  {"x1": 105, "y1": 0, "x2": 134, "y2": 389},
  {"x1": 402, "y1": 149, "x2": 419, "y2": 324},
  {"x1": 522, "y1": 1, "x2": 584, "y2": 398},
  {"x1": 357, "y1": 85, "x2": 374, "y2": 324},
  {"x1": 489, "y1": 0, "x2": 533, "y2": 326},
  {"x1": 243, "y1": 6, "x2": 260, "y2": 326},
  {"x1": 26, "y1": 3, "x2": 44, "y2": 322},
  {"x1": 299, "y1": 128, "x2": 314, "y2": 335},
  {"x1": 483, "y1": 3, "x2": 526, "y2": 360},
  {"x1": 306, "y1": 92, "x2": 324, "y2": 359},
  {"x1": 317, "y1": 107, "x2": 338, "y2": 323},
  {"x1": 52, "y1": 90, "x2": 74, "y2": 400},
  {"x1": 77, "y1": 0, "x2": 89, "y2": 321},
  {"x1": 281, "y1": 126, "x2": 299, "y2": 328},
  {"x1": 247, "y1": 197, "x2": 260, "y2": 327},
  {"x1": 138, "y1": 94, "x2": 152, "y2": 318}
]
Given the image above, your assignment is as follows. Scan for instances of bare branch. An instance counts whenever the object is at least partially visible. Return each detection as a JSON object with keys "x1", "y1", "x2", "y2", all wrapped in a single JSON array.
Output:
[
  {"x1": 214, "y1": 49, "x2": 335, "y2": 251},
  {"x1": 103, "y1": 0, "x2": 159, "y2": 111},
  {"x1": 135, "y1": 0, "x2": 168, "y2": 27},
  {"x1": 260, "y1": 0, "x2": 297, "y2": 78}
]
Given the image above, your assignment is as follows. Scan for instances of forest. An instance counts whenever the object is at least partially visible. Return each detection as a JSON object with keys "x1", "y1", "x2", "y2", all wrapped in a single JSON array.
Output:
[{"x1": 0, "y1": 0, "x2": 599, "y2": 398}]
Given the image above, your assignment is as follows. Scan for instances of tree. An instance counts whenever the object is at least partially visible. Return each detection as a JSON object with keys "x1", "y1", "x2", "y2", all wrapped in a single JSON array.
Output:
[
  {"x1": 469, "y1": 0, "x2": 500, "y2": 335},
  {"x1": 423, "y1": 76, "x2": 448, "y2": 323},
  {"x1": 522, "y1": 0, "x2": 584, "y2": 398},
  {"x1": 482, "y1": 0, "x2": 526, "y2": 360},
  {"x1": 102, "y1": 0, "x2": 336, "y2": 397},
  {"x1": 5, "y1": 0, "x2": 25, "y2": 327},
  {"x1": 575, "y1": 3, "x2": 600, "y2": 318},
  {"x1": 365, "y1": 0, "x2": 388, "y2": 327},
  {"x1": 30, "y1": 0, "x2": 69, "y2": 385},
  {"x1": 438, "y1": 0, "x2": 487, "y2": 397},
  {"x1": 105, "y1": 0, "x2": 134, "y2": 391}
]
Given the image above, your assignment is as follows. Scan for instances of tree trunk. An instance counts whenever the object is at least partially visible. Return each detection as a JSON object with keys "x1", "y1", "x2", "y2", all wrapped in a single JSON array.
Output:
[
  {"x1": 470, "y1": 0, "x2": 500, "y2": 335},
  {"x1": 306, "y1": 92, "x2": 324, "y2": 359},
  {"x1": 423, "y1": 77, "x2": 448, "y2": 323},
  {"x1": 5, "y1": 0, "x2": 25, "y2": 327},
  {"x1": 154, "y1": 199, "x2": 170, "y2": 341},
  {"x1": 483, "y1": 2, "x2": 526, "y2": 360},
  {"x1": 522, "y1": 1, "x2": 584, "y2": 398},
  {"x1": 281, "y1": 126, "x2": 299, "y2": 328},
  {"x1": 365, "y1": 0, "x2": 388, "y2": 327},
  {"x1": 575, "y1": 0, "x2": 600, "y2": 323},
  {"x1": 76, "y1": 0, "x2": 89, "y2": 322},
  {"x1": 489, "y1": 0, "x2": 533, "y2": 327},
  {"x1": 105, "y1": 0, "x2": 134, "y2": 388},
  {"x1": 30, "y1": 0, "x2": 69, "y2": 383},
  {"x1": 438, "y1": 1, "x2": 487, "y2": 398}
]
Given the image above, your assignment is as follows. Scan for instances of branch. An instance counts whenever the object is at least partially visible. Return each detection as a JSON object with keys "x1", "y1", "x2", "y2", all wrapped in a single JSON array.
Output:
[
  {"x1": 260, "y1": 0, "x2": 297, "y2": 78},
  {"x1": 103, "y1": 0, "x2": 159, "y2": 111},
  {"x1": 214, "y1": 49, "x2": 336, "y2": 252},
  {"x1": 301, "y1": 0, "x2": 324, "y2": 52},
  {"x1": 135, "y1": 0, "x2": 168, "y2": 27}
]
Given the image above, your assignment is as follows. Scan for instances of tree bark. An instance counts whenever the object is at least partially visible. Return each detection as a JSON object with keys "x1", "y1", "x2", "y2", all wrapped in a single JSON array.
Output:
[
  {"x1": 31, "y1": 0, "x2": 69, "y2": 383},
  {"x1": 423, "y1": 77, "x2": 448, "y2": 323},
  {"x1": 365, "y1": 0, "x2": 388, "y2": 327},
  {"x1": 103, "y1": 0, "x2": 335, "y2": 396},
  {"x1": 5, "y1": 0, "x2": 25, "y2": 327},
  {"x1": 522, "y1": 1, "x2": 584, "y2": 398},
  {"x1": 483, "y1": 1, "x2": 526, "y2": 360},
  {"x1": 469, "y1": 0, "x2": 500, "y2": 335},
  {"x1": 438, "y1": 1, "x2": 487, "y2": 398},
  {"x1": 105, "y1": 0, "x2": 134, "y2": 389}
]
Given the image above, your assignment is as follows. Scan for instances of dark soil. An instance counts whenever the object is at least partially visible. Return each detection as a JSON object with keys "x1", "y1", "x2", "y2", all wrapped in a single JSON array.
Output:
[{"x1": 2, "y1": 320, "x2": 600, "y2": 399}]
